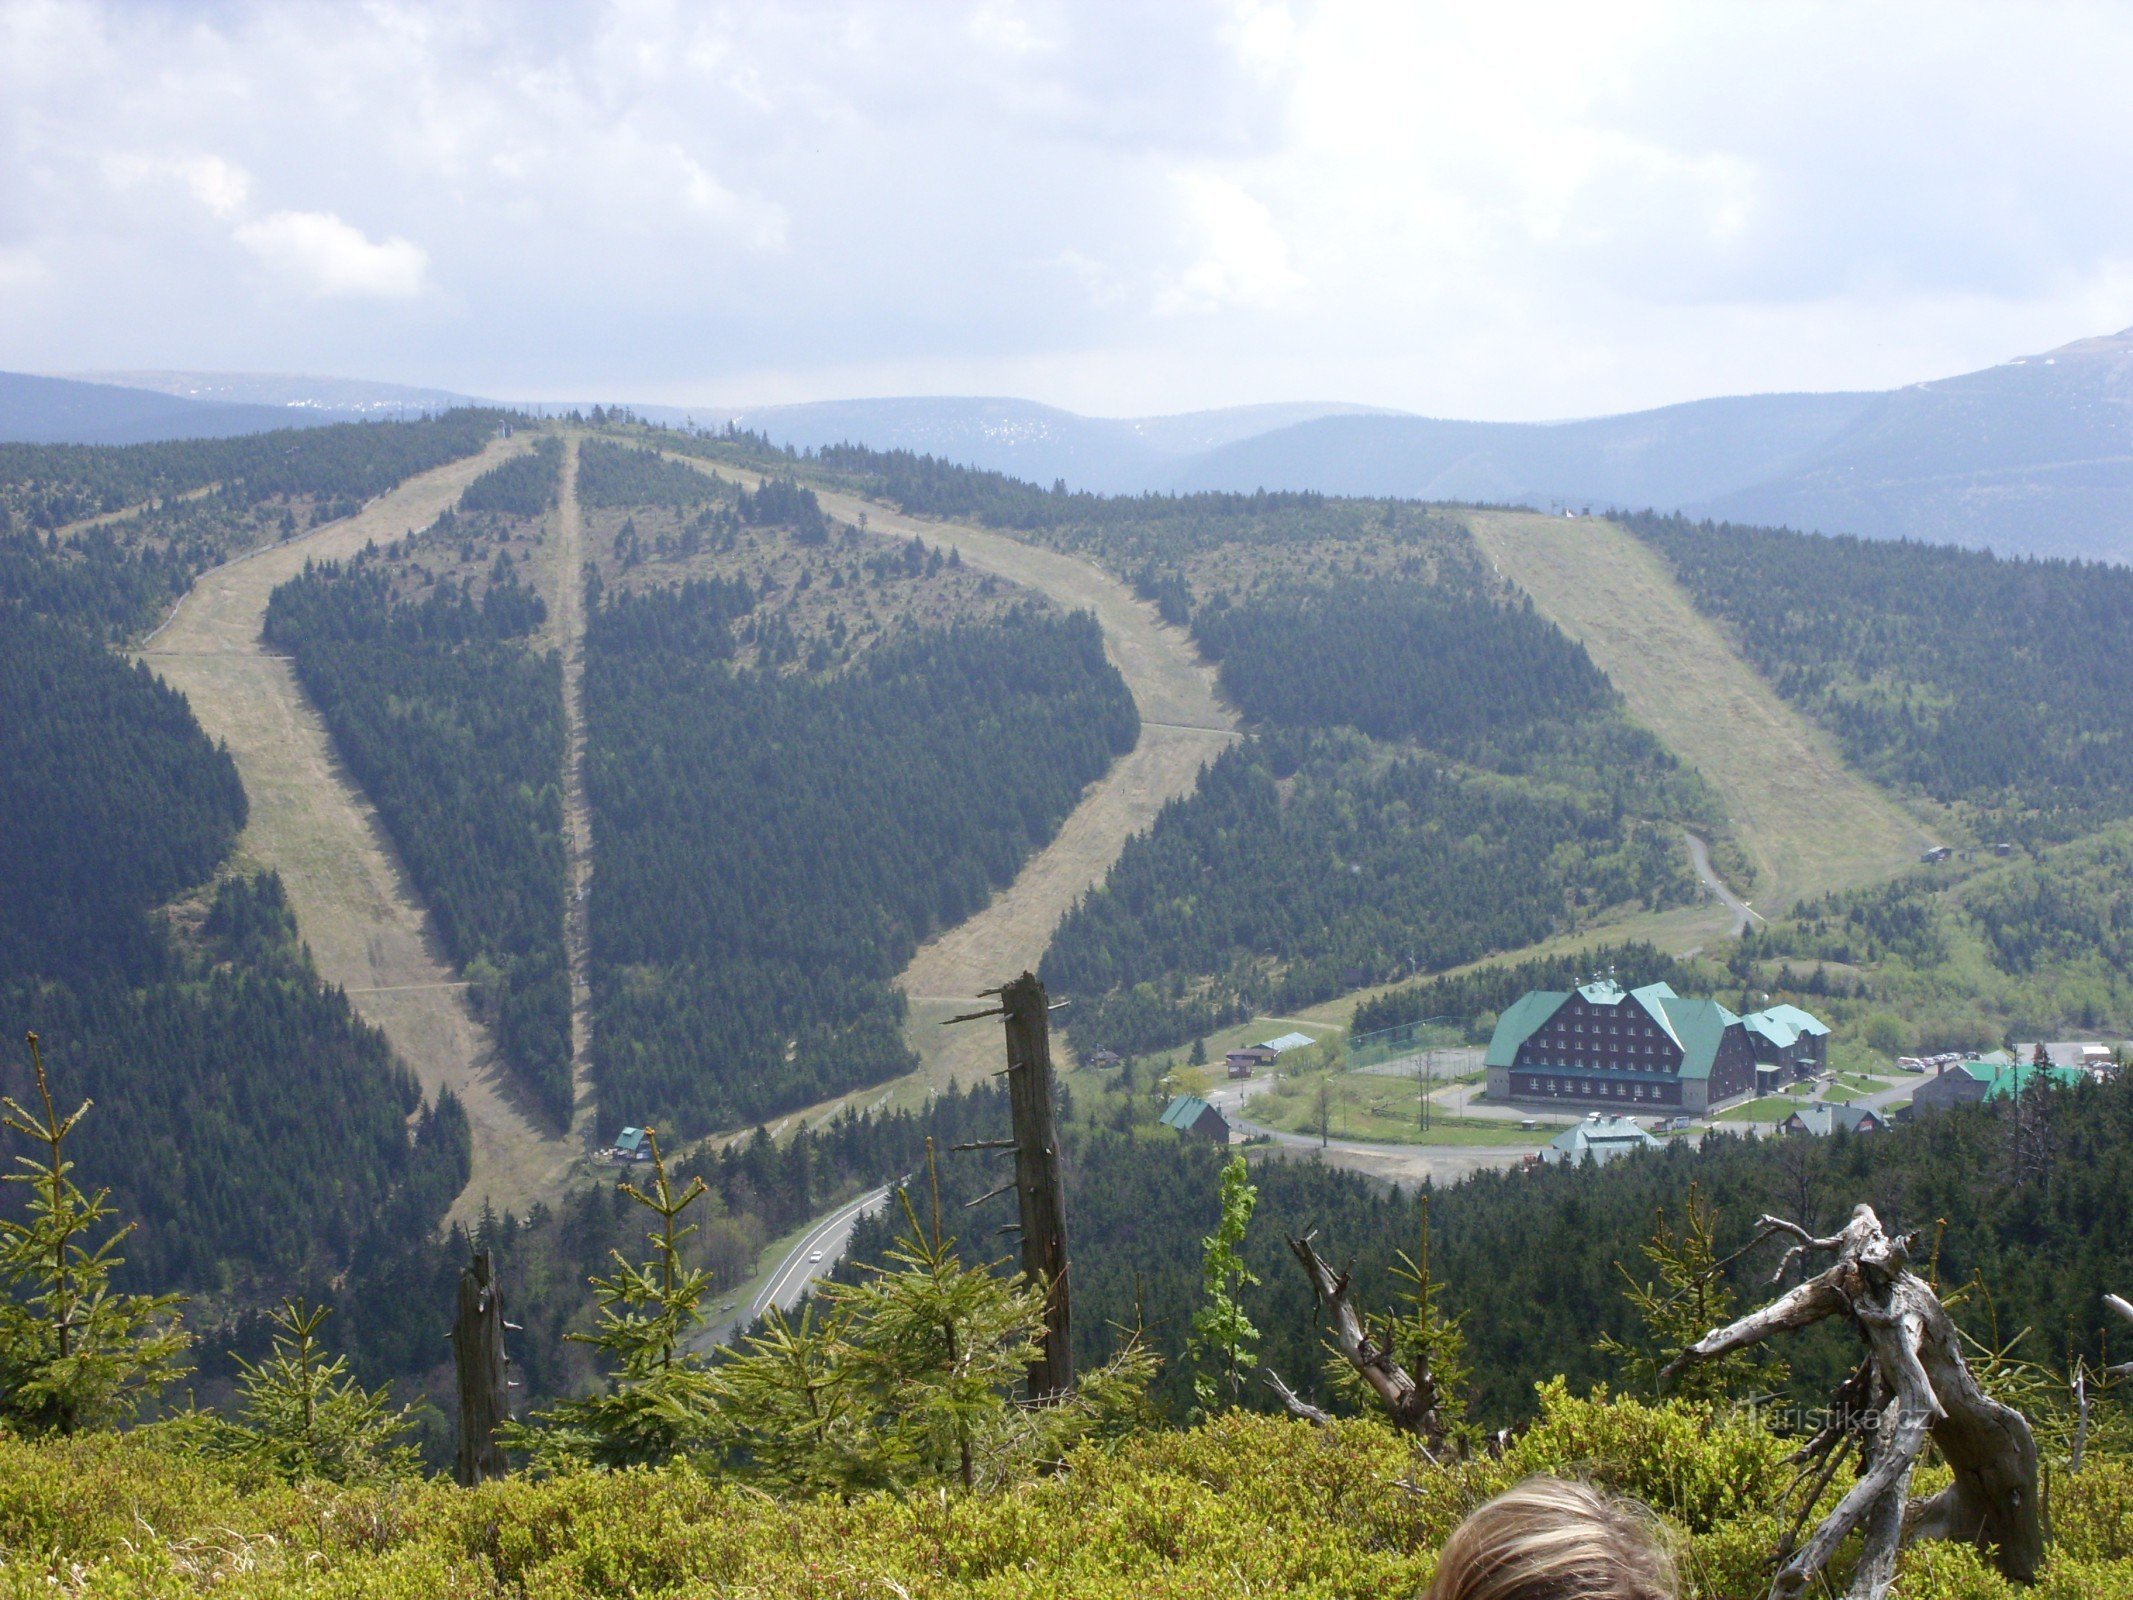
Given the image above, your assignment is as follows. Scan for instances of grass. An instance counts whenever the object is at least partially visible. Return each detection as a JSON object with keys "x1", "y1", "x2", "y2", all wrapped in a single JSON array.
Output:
[
  {"x1": 1463, "y1": 510, "x2": 1929, "y2": 909},
  {"x1": 1248, "y1": 1068, "x2": 1546, "y2": 1147}
]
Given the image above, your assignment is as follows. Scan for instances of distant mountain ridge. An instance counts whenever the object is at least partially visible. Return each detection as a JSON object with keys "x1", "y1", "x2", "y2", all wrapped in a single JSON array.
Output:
[
  {"x1": 722, "y1": 396, "x2": 1397, "y2": 493},
  {"x1": 21, "y1": 327, "x2": 2133, "y2": 559},
  {"x1": 72, "y1": 370, "x2": 480, "y2": 418},
  {"x1": 720, "y1": 333, "x2": 2133, "y2": 562},
  {"x1": 0, "y1": 371, "x2": 348, "y2": 446}
]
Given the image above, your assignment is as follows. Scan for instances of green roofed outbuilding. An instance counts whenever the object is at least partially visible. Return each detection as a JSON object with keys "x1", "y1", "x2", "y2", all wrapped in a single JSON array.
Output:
[{"x1": 1159, "y1": 1094, "x2": 1231, "y2": 1144}]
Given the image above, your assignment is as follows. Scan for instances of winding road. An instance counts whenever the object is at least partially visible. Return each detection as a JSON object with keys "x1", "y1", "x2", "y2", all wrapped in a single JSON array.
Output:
[
  {"x1": 698, "y1": 1184, "x2": 896, "y2": 1349},
  {"x1": 1685, "y1": 830, "x2": 1761, "y2": 936}
]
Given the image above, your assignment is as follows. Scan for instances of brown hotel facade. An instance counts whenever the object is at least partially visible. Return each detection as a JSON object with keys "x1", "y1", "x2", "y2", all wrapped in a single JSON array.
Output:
[{"x1": 1483, "y1": 979, "x2": 1769, "y2": 1116}]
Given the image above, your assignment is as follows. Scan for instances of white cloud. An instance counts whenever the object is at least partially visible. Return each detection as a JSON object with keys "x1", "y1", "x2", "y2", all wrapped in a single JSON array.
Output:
[
  {"x1": 6, "y1": 0, "x2": 2133, "y2": 415},
  {"x1": 0, "y1": 245, "x2": 45, "y2": 292},
  {"x1": 232, "y1": 211, "x2": 429, "y2": 299},
  {"x1": 100, "y1": 151, "x2": 252, "y2": 219},
  {"x1": 1157, "y1": 172, "x2": 1303, "y2": 314}
]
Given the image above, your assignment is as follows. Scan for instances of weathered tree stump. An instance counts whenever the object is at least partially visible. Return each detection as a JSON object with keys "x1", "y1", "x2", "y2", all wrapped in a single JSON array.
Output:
[
  {"x1": 1665, "y1": 1205, "x2": 2042, "y2": 1600},
  {"x1": 450, "y1": 1250, "x2": 512, "y2": 1486}
]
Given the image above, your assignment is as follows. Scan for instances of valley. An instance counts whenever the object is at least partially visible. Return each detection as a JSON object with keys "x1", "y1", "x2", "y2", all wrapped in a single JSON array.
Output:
[{"x1": 135, "y1": 439, "x2": 584, "y2": 1222}]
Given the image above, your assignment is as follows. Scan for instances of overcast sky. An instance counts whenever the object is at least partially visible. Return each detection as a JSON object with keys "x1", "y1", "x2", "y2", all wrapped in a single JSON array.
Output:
[{"x1": 6, "y1": 0, "x2": 2133, "y2": 419}]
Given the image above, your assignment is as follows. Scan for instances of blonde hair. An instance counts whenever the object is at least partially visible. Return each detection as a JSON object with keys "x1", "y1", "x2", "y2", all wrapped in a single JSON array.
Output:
[{"x1": 1426, "y1": 1476, "x2": 1679, "y2": 1600}]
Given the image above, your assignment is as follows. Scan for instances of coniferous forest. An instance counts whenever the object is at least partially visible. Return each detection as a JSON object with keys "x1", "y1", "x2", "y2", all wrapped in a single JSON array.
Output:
[
  {"x1": 585, "y1": 582, "x2": 1136, "y2": 1133},
  {"x1": 266, "y1": 543, "x2": 572, "y2": 1120},
  {"x1": 0, "y1": 418, "x2": 494, "y2": 1290},
  {"x1": 1627, "y1": 509, "x2": 2133, "y2": 836},
  {"x1": 1192, "y1": 577, "x2": 1615, "y2": 747},
  {"x1": 1043, "y1": 731, "x2": 1697, "y2": 1053}
]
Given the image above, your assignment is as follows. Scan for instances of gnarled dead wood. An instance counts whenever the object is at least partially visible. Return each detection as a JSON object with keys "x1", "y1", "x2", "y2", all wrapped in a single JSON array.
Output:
[
  {"x1": 1263, "y1": 1369, "x2": 1333, "y2": 1426},
  {"x1": 2106, "y1": 1293, "x2": 2133, "y2": 1380},
  {"x1": 1665, "y1": 1205, "x2": 2041, "y2": 1600},
  {"x1": 1283, "y1": 1231, "x2": 1445, "y2": 1449}
]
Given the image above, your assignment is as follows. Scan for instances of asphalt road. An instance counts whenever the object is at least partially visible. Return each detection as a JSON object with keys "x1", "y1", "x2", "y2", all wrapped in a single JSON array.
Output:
[
  {"x1": 700, "y1": 1184, "x2": 894, "y2": 1349},
  {"x1": 1685, "y1": 829, "x2": 1762, "y2": 935}
]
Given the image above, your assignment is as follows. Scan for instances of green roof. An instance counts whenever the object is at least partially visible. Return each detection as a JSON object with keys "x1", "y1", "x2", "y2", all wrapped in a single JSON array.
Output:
[
  {"x1": 1485, "y1": 990, "x2": 1571, "y2": 1068},
  {"x1": 1485, "y1": 980, "x2": 1740, "y2": 1076},
  {"x1": 1653, "y1": 995, "x2": 1740, "y2": 1081},
  {"x1": 1743, "y1": 1004, "x2": 1830, "y2": 1050},
  {"x1": 1160, "y1": 1095, "x2": 1218, "y2": 1130},
  {"x1": 1981, "y1": 1063, "x2": 2087, "y2": 1103}
]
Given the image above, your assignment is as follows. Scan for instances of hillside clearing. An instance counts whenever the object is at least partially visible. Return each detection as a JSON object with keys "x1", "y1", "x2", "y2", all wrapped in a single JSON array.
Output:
[
  {"x1": 136, "y1": 440, "x2": 585, "y2": 1223},
  {"x1": 1464, "y1": 509, "x2": 1928, "y2": 908},
  {"x1": 536, "y1": 436, "x2": 599, "y2": 1144}
]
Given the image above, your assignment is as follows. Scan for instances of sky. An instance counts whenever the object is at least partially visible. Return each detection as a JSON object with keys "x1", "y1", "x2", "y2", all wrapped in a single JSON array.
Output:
[{"x1": 6, "y1": 0, "x2": 2133, "y2": 420}]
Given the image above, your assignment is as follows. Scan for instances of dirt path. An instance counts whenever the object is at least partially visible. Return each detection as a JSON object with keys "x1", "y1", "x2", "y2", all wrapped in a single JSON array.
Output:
[
  {"x1": 1465, "y1": 510, "x2": 1930, "y2": 909},
  {"x1": 136, "y1": 440, "x2": 585, "y2": 1223},
  {"x1": 668, "y1": 453, "x2": 1240, "y2": 1092},
  {"x1": 542, "y1": 437, "x2": 600, "y2": 1143}
]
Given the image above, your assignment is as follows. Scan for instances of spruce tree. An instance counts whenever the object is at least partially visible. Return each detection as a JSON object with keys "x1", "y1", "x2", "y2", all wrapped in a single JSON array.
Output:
[
  {"x1": 0, "y1": 1033, "x2": 188, "y2": 1435},
  {"x1": 507, "y1": 1129, "x2": 723, "y2": 1470},
  {"x1": 187, "y1": 1299, "x2": 415, "y2": 1482}
]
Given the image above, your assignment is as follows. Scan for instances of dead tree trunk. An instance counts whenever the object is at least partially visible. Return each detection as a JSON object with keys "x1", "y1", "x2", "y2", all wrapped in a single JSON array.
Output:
[
  {"x1": 1664, "y1": 1205, "x2": 2042, "y2": 1600},
  {"x1": 999, "y1": 972, "x2": 1074, "y2": 1399},
  {"x1": 1274, "y1": 1231, "x2": 1446, "y2": 1450},
  {"x1": 450, "y1": 1250, "x2": 512, "y2": 1486}
]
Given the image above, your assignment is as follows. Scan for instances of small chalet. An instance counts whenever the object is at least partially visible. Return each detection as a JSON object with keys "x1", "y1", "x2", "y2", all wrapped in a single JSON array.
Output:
[
  {"x1": 1485, "y1": 980, "x2": 1760, "y2": 1114},
  {"x1": 612, "y1": 1126, "x2": 652, "y2": 1163},
  {"x1": 1159, "y1": 1094, "x2": 1231, "y2": 1143},
  {"x1": 1782, "y1": 1103, "x2": 1884, "y2": 1137},
  {"x1": 1541, "y1": 1113, "x2": 1660, "y2": 1167},
  {"x1": 1906, "y1": 1060, "x2": 1997, "y2": 1115},
  {"x1": 1225, "y1": 1045, "x2": 1278, "y2": 1079},
  {"x1": 1906, "y1": 1059, "x2": 2087, "y2": 1117},
  {"x1": 1086, "y1": 1049, "x2": 1124, "y2": 1071}
]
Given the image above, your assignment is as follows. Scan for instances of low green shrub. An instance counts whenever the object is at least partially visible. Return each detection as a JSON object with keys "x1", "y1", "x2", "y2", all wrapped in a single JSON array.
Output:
[{"x1": 1, "y1": 1390, "x2": 2130, "y2": 1597}]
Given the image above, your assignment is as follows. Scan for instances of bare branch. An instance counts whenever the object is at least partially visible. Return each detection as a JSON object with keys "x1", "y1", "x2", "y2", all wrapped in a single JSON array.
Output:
[
  {"x1": 1262, "y1": 1369, "x2": 1331, "y2": 1427},
  {"x1": 1285, "y1": 1233, "x2": 1443, "y2": 1448}
]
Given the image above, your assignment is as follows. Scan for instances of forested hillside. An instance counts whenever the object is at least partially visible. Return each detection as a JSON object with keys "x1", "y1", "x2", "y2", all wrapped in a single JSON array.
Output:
[
  {"x1": 0, "y1": 422, "x2": 491, "y2": 1289},
  {"x1": 835, "y1": 1065, "x2": 2133, "y2": 1432},
  {"x1": 1044, "y1": 731, "x2": 1699, "y2": 1053},
  {"x1": 1627, "y1": 509, "x2": 2133, "y2": 837},
  {"x1": 264, "y1": 454, "x2": 571, "y2": 1119},
  {"x1": 585, "y1": 582, "x2": 1136, "y2": 1133},
  {"x1": 1728, "y1": 825, "x2": 2133, "y2": 1054},
  {"x1": 1193, "y1": 578, "x2": 1615, "y2": 747},
  {"x1": 660, "y1": 430, "x2": 1729, "y2": 1052},
  {"x1": 0, "y1": 408, "x2": 502, "y2": 535}
]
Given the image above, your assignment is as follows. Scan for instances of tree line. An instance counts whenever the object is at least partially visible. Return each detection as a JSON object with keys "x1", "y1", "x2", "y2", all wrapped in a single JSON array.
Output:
[{"x1": 0, "y1": 408, "x2": 505, "y2": 535}]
